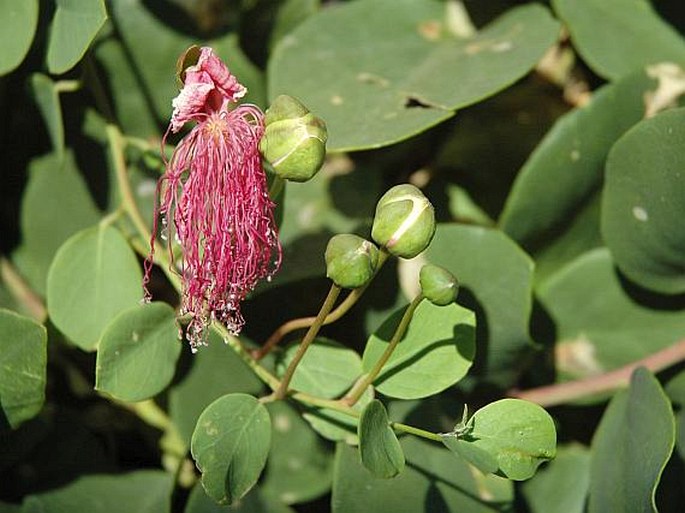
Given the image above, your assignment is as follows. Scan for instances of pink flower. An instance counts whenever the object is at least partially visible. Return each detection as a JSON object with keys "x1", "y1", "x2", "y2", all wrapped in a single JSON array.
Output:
[{"x1": 144, "y1": 47, "x2": 281, "y2": 349}]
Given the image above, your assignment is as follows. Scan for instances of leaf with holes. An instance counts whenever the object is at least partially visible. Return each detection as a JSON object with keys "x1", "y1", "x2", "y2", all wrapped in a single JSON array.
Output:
[{"x1": 269, "y1": 0, "x2": 559, "y2": 150}]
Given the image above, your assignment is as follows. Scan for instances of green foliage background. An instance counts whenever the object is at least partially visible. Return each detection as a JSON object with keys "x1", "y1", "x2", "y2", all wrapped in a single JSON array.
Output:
[{"x1": 1, "y1": 0, "x2": 685, "y2": 512}]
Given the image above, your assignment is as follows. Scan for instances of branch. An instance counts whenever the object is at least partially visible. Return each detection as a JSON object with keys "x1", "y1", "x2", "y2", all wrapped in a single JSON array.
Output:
[{"x1": 509, "y1": 338, "x2": 685, "y2": 407}]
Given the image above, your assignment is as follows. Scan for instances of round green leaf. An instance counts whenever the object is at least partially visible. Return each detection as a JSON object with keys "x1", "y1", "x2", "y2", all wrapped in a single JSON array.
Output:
[
  {"x1": 425, "y1": 224, "x2": 534, "y2": 386},
  {"x1": 21, "y1": 470, "x2": 173, "y2": 513},
  {"x1": 522, "y1": 444, "x2": 591, "y2": 513},
  {"x1": 261, "y1": 401, "x2": 333, "y2": 504},
  {"x1": 169, "y1": 332, "x2": 264, "y2": 445},
  {"x1": 589, "y1": 368, "x2": 675, "y2": 513},
  {"x1": 0, "y1": 309, "x2": 46, "y2": 429},
  {"x1": 538, "y1": 249, "x2": 685, "y2": 383},
  {"x1": 302, "y1": 387, "x2": 373, "y2": 444},
  {"x1": 602, "y1": 107, "x2": 685, "y2": 294},
  {"x1": 358, "y1": 400, "x2": 405, "y2": 478},
  {"x1": 12, "y1": 151, "x2": 101, "y2": 295},
  {"x1": 46, "y1": 0, "x2": 108, "y2": 74},
  {"x1": 441, "y1": 399, "x2": 556, "y2": 481},
  {"x1": 363, "y1": 301, "x2": 475, "y2": 399},
  {"x1": 553, "y1": 0, "x2": 685, "y2": 80},
  {"x1": 0, "y1": 0, "x2": 38, "y2": 75},
  {"x1": 191, "y1": 393, "x2": 272, "y2": 505},
  {"x1": 46, "y1": 225, "x2": 142, "y2": 350},
  {"x1": 332, "y1": 437, "x2": 513, "y2": 513},
  {"x1": 500, "y1": 69, "x2": 662, "y2": 282},
  {"x1": 277, "y1": 338, "x2": 362, "y2": 398},
  {"x1": 268, "y1": 0, "x2": 559, "y2": 151},
  {"x1": 185, "y1": 483, "x2": 296, "y2": 513},
  {"x1": 95, "y1": 302, "x2": 181, "y2": 402}
]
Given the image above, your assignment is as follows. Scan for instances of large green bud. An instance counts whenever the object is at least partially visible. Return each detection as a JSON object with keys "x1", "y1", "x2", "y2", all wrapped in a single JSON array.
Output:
[
  {"x1": 325, "y1": 234, "x2": 379, "y2": 289},
  {"x1": 419, "y1": 264, "x2": 459, "y2": 306},
  {"x1": 260, "y1": 95, "x2": 327, "y2": 182},
  {"x1": 371, "y1": 184, "x2": 436, "y2": 259}
]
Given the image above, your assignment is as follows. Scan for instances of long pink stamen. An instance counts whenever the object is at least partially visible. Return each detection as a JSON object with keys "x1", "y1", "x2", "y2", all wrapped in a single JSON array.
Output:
[{"x1": 144, "y1": 48, "x2": 281, "y2": 349}]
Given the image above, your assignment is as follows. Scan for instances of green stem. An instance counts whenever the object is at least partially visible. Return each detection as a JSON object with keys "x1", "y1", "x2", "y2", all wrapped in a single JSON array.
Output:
[
  {"x1": 392, "y1": 421, "x2": 443, "y2": 442},
  {"x1": 273, "y1": 284, "x2": 342, "y2": 399},
  {"x1": 288, "y1": 392, "x2": 442, "y2": 443},
  {"x1": 344, "y1": 294, "x2": 424, "y2": 405},
  {"x1": 210, "y1": 322, "x2": 281, "y2": 391},
  {"x1": 107, "y1": 124, "x2": 153, "y2": 244},
  {"x1": 254, "y1": 250, "x2": 390, "y2": 360}
]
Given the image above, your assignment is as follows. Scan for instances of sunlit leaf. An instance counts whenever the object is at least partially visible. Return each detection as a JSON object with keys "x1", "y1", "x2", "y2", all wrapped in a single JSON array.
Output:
[
  {"x1": 46, "y1": 0, "x2": 108, "y2": 74},
  {"x1": 0, "y1": 0, "x2": 38, "y2": 74},
  {"x1": 269, "y1": 0, "x2": 559, "y2": 150},
  {"x1": 191, "y1": 394, "x2": 271, "y2": 505},
  {"x1": 588, "y1": 368, "x2": 675, "y2": 513}
]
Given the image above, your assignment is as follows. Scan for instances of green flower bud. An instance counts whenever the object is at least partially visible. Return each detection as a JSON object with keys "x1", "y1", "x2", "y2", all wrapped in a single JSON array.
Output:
[
  {"x1": 371, "y1": 184, "x2": 436, "y2": 259},
  {"x1": 325, "y1": 234, "x2": 379, "y2": 289},
  {"x1": 419, "y1": 264, "x2": 459, "y2": 306},
  {"x1": 260, "y1": 95, "x2": 328, "y2": 182}
]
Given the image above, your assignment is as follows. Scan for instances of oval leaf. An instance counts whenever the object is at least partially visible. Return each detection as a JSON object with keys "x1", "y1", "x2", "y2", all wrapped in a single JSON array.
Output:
[
  {"x1": 589, "y1": 368, "x2": 675, "y2": 513},
  {"x1": 185, "y1": 482, "x2": 297, "y2": 513},
  {"x1": 262, "y1": 401, "x2": 333, "y2": 504},
  {"x1": 22, "y1": 470, "x2": 173, "y2": 513},
  {"x1": 425, "y1": 224, "x2": 534, "y2": 386},
  {"x1": 169, "y1": 332, "x2": 264, "y2": 445},
  {"x1": 362, "y1": 301, "x2": 475, "y2": 399},
  {"x1": 46, "y1": 225, "x2": 142, "y2": 350},
  {"x1": 553, "y1": 0, "x2": 685, "y2": 80},
  {"x1": 12, "y1": 151, "x2": 101, "y2": 295},
  {"x1": 358, "y1": 400, "x2": 405, "y2": 478},
  {"x1": 0, "y1": 309, "x2": 46, "y2": 429},
  {"x1": 332, "y1": 437, "x2": 513, "y2": 513},
  {"x1": 0, "y1": 0, "x2": 38, "y2": 75},
  {"x1": 277, "y1": 338, "x2": 362, "y2": 398},
  {"x1": 539, "y1": 249, "x2": 685, "y2": 383},
  {"x1": 46, "y1": 0, "x2": 108, "y2": 74},
  {"x1": 602, "y1": 107, "x2": 685, "y2": 294},
  {"x1": 441, "y1": 399, "x2": 556, "y2": 480},
  {"x1": 95, "y1": 302, "x2": 181, "y2": 402},
  {"x1": 500, "y1": 69, "x2": 665, "y2": 282},
  {"x1": 268, "y1": 0, "x2": 559, "y2": 151},
  {"x1": 191, "y1": 393, "x2": 271, "y2": 505}
]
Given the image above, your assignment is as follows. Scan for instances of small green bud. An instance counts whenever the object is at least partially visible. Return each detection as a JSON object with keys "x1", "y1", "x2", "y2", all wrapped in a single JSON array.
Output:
[
  {"x1": 260, "y1": 95, "x2": 328, "y2": 182},
  {"x1": 371, "y1": 184, "x2": 436, "y2": 259},
  {"x1": 419, "y1": 264, "x2": 459, "y2": 306},
  {"x1": 325, "y1": 234, "x2": 379, "y2": 289}
]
